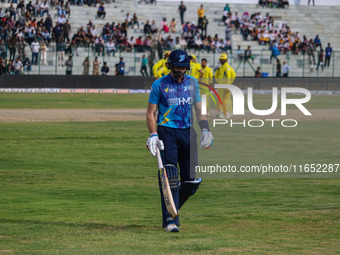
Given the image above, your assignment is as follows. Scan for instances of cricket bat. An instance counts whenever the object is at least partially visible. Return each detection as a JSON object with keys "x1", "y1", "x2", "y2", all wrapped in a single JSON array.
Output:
[{"x1": 156, "y1": 148, "x2": 178, "y2": 219}]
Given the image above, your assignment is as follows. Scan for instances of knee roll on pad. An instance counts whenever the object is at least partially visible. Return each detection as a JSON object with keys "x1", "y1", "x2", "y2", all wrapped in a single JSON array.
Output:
[{"x1": 164, "y1": 164, "x2": 179, "y2": 190}]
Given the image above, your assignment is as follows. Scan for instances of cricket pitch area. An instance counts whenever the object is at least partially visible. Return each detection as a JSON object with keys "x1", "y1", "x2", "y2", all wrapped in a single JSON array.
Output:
[{"x1": 0, "y1": 93, "x2": 339, "y2": 254}]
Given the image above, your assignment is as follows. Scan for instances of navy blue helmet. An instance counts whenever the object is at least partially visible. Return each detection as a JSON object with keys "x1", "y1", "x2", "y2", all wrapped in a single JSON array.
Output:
[{"x1": 167, "y1": 50, "x2": 190, "y2": 67}]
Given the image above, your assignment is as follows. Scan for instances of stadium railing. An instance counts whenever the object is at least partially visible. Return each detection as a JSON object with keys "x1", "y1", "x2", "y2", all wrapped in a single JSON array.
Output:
[{"x1": 0, "y1": 46, "x2": 337, "y2": 78}]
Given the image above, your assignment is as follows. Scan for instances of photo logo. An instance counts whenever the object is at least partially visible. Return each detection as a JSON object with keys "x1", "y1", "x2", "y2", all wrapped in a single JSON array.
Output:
[{"x1": 201, "y1": 84, "x2": 312, "y2": 128}]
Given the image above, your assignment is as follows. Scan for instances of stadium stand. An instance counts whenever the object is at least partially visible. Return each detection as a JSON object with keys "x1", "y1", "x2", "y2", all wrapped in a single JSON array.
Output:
[{"x1": 0, "y1": 0, "x2": 339, "y2": 77}]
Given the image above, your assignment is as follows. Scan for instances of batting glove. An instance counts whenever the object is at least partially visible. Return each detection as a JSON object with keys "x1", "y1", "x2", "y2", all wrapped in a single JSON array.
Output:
[
  {"x1": 146, "y1": 133, "x2": 164, "y2": 156},
  {"x1": 200, "y1": 129, "x2": 213, "y2": 149}
]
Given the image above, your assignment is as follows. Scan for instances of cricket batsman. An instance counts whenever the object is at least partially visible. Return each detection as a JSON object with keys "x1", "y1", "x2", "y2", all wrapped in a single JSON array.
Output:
[
  {"x1": 146, "y1": 50, "x2": 213, "y2": 232},
  {"x1": 215, "y1": 53, "x2": 236, "y2": 118}
]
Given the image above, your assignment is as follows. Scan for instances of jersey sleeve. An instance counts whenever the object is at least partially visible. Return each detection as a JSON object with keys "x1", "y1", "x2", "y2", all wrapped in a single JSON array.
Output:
[{"x1": 148, "y1": 81, "x2": 160, "y2": 104}]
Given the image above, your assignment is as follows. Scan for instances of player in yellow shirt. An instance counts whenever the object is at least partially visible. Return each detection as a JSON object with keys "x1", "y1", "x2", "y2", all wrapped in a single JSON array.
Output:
[
  {"x1": 188, "y1": 55, "x2": 203, "y2": 79},
  {"x1": 197, "y1": 4, "x2": 204, "y2": 28},
  {"x1": 214, "y1": 53, "x2": 236, "y2": 118},
  {"x1": 152, "y1": 51, "x2": 170, "y2": 78},
  {"x1": 156, "y1": 65, "x2": 170, "y2": 78},
  {"x1": 199, "y1": 58, "x2": 213, "y2": 114}
]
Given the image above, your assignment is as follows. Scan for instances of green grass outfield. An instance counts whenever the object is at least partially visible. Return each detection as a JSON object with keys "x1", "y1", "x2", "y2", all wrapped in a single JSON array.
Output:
[
  {"x1": 0, "y1": 93, "x2": 339, "y2": 109},
  {"x1": 0, "y1": 94, "x2": 339, "y2": 254}
]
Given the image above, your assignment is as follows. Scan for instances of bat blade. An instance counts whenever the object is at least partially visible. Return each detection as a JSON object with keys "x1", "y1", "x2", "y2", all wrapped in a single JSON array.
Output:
[{"x1": 159, "y1": 167, "x2": 178, "y2": 219}]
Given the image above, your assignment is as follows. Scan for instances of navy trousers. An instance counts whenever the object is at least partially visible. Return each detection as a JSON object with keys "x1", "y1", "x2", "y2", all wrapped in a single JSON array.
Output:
[{"x1": 157, "y1": 125, "x2": 198, "y2": 182}]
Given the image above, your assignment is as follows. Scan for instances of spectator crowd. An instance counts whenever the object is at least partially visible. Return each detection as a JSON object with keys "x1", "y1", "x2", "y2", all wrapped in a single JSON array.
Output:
[{"x1": 0, "y1": 0, "x2": 334, "y2": 76}]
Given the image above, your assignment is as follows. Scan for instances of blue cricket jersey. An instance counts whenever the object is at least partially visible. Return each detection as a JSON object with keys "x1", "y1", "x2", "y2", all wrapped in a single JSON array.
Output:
[{"x1": 148, "y1": 74, "x2": 201, "y2": 129}]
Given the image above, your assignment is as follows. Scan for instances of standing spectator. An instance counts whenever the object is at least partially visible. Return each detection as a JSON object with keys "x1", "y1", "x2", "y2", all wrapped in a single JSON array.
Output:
[
  {"x1": 17, "y1": 37, "x2": 27, "y2": 60},
  {"x1": 308, "y1": 0, "x2": 315, "y2": 6},
  {"x1": 325, "y1": 43, "x2": 332, "y2": 68},
  {"x1": 101, "y1": 62, "x2": 109, "y2": 75},
  {"x1": 282, "y1": 61, "x2": 289, "y2": 77},
  {"x1": 23, "y1": 58, "x2": 32, "y2": 74},
  {"x1": 82, "y1": 57, "x2": 89, "y2": 75},
  {"x1": 121, "y1": 20, "x2": 128, "y2": 37},
  {"x1": 40, "y1": 0, "x2": 49, "y2": 17},
  {"x1": 9, "y1": 35, "x2": 18, "y2": 61},
  {"x1": 75, "y1": 0, "x2": 84, "y2": 6},
  {"x1": 125, "y1": 13, "x2": 133, "y2": 29},
  {"x1": 140, "y1": 54, "x2": 148, "y2": 77},
  {"x1": 9, "y1": 4, "x2": 16, "y2": 21},
  {"x1": 133, "y1": 13, "x2": 140, "y2": 29},
  {"x1": 97, "y1": 3, "x2": 105, "y2": 19},
  {"x1": 40, "y1": 40, "x2": 48, "y2": 65},
  {"x1": 307, "y1": 39, "x2": 316, "y2": 65},
  {"x1": 116, "y1": 57, "x2": 125, "y2": 76},
  {"x1": 64, "y1": 39, "x2": 72, "y2": 56},
  {"x1": 178, "y1": 1, "x2": 186, "y2": 25},
  {"x1": 31, "y1": 38, "x2": 40, "y2": 65},
  {"x1": 93, "y1": 56, "x2": 100, "y2": 75},
  {"x1": 52, "y1": 22, "x2": 63, "y2": 44},
  {"x1": 197, "y1": 4, "x2": 204, "y2": 29},
  {"x1": 224, "y1": 3, "x2": 230, "y2": 12},
  {"x1": 65, "y1": 56, "x2": 72, "y2": 75},
  {"x1": 56, "y1": 38, "x2": 65, "y2": 66},
  {"x1": 201, "y1": 16, "x2": 208, "y2": 37},
  {"x1": 0, "y1": 40, "x2": 6, "y2": 59},
  {"x1": 316, "y1": 48, "x2": 324, "y2": 71},
  {"x1": 276, "y1": 59, "x2": 281, "y2": 77},
  {"x1": 270, "y1": 44, "x2": 280, "y2": 64},
  {"x1": 63, "y1": 20, "x2": 71, "y2": 42},
  {"x1": 255, "y1": 66, "x2": 262, "y2": 78},
  {"x1": 0, "y1": 58, "x2": 5, "y2": 75},
  {"x1": 44, "y1": 16, "x2": 53, "y2": 34}
]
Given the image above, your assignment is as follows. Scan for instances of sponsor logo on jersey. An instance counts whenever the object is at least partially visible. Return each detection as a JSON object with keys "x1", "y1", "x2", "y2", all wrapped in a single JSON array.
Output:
[{"x1": 167, "y1": 97, "x2": 193, "y2": 106}]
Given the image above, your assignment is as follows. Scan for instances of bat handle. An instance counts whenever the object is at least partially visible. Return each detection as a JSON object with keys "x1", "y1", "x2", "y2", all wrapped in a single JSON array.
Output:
[{"x1": 156, "y1": 147, "x2": 164, "y2": 169}]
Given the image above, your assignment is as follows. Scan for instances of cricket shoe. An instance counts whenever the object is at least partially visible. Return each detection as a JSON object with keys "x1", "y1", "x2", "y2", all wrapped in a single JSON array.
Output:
[
  {"x1": 165, "y1": 223, "x2": 179, "y2": 232},
  {"x1": 215, "y1": 112, "x2": 225, "y2": 118},
  {"x1": 226, "y1": 113, "x2": 233, "y2": 119}
]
